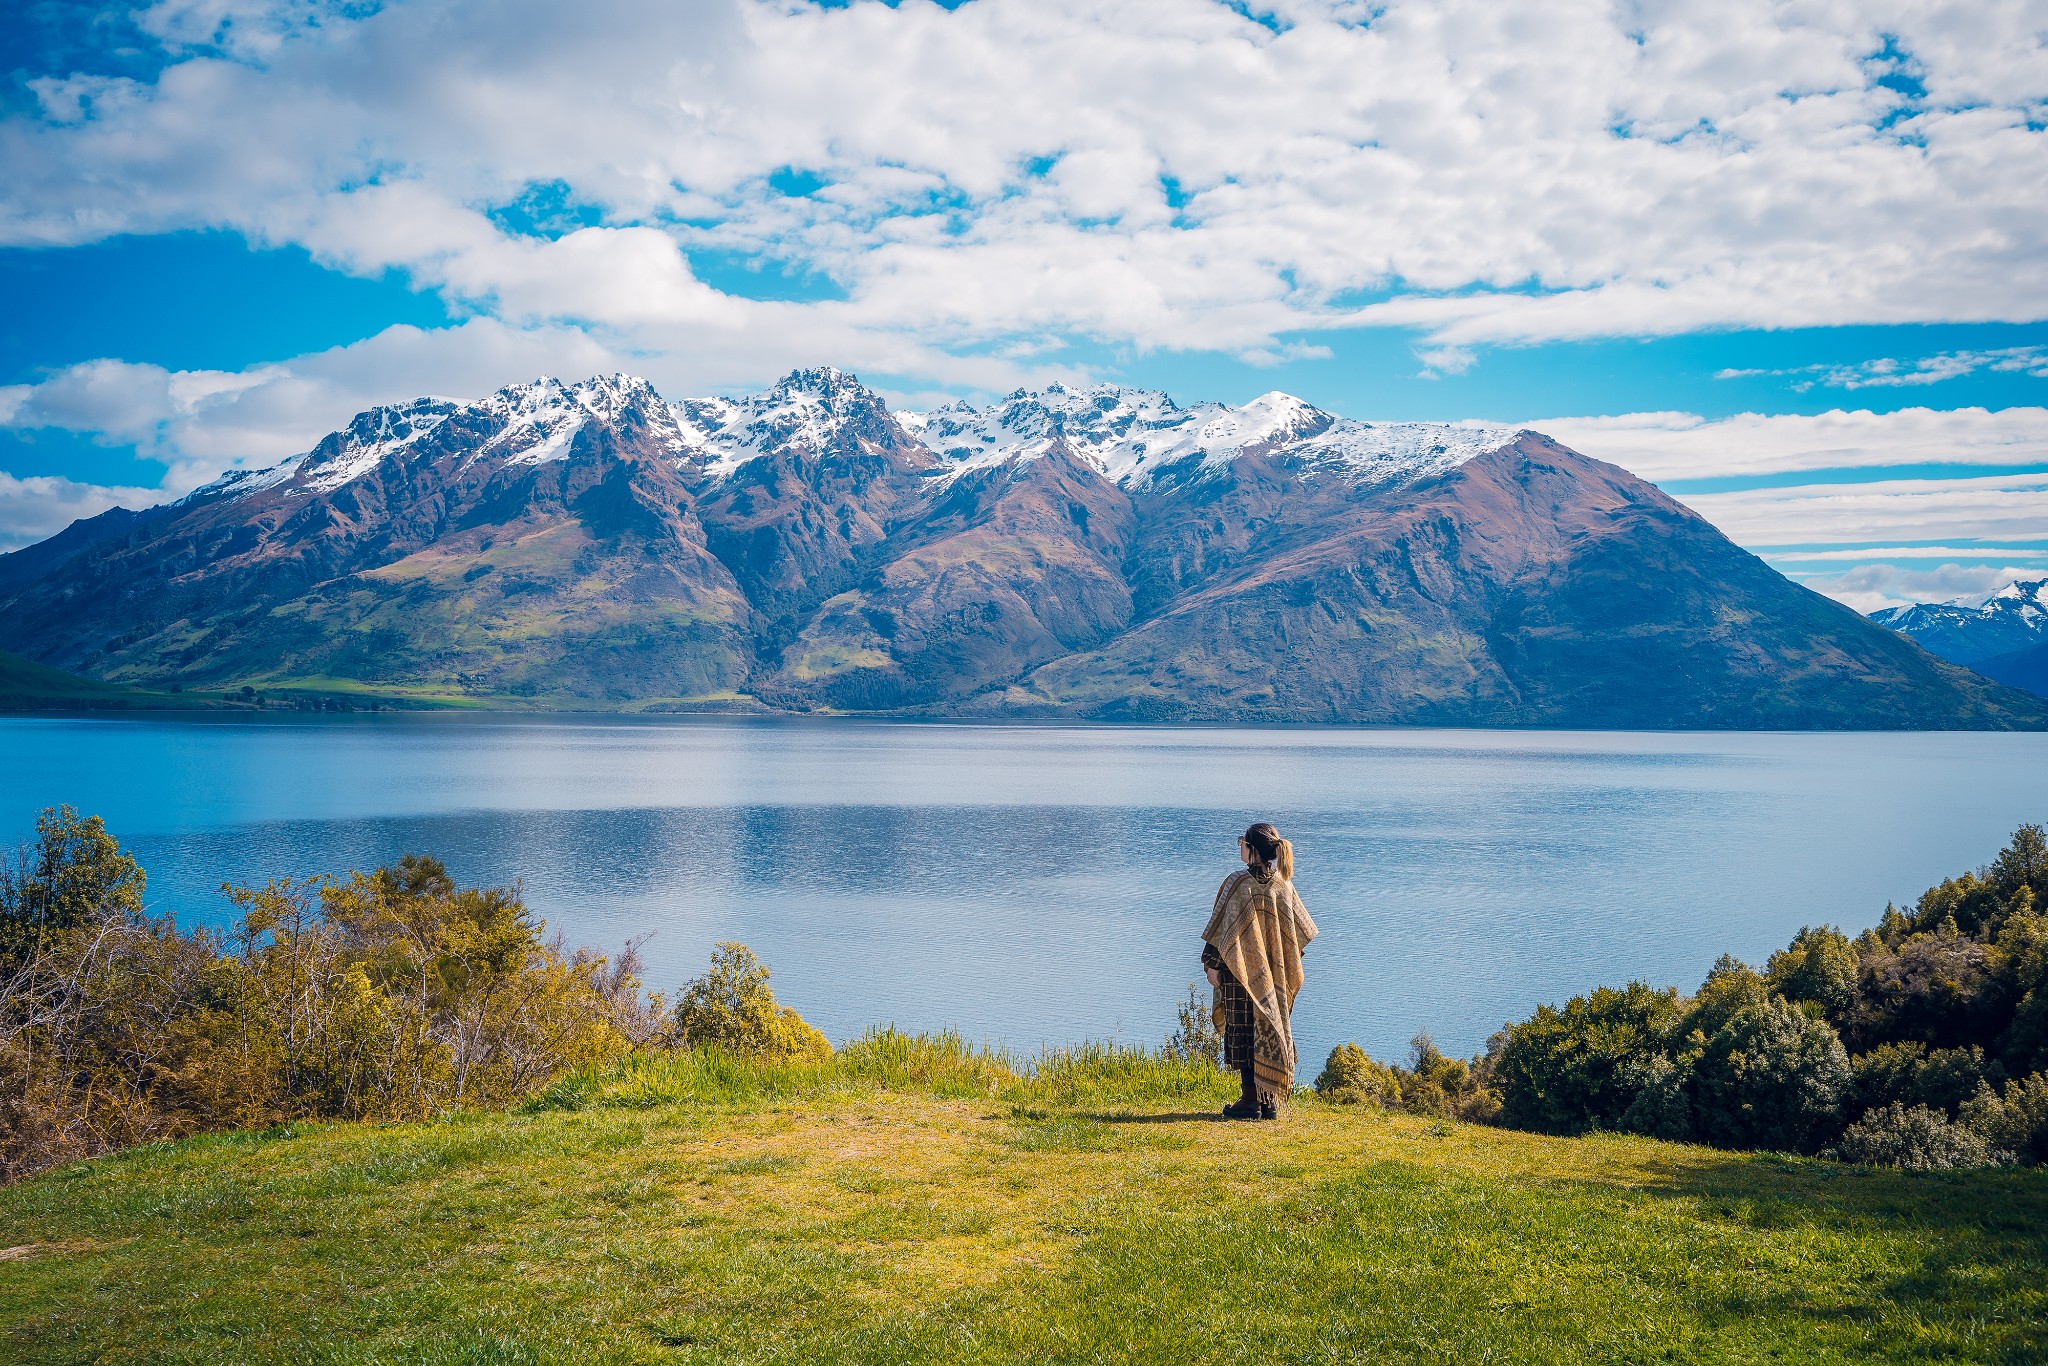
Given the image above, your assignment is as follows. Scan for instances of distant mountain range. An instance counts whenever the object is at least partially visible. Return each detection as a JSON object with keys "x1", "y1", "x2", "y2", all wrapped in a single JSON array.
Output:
[
  {"x1": 1870, "y1": 580, "x2": 2048, "y2": 699},
  {"x1": 1, "y1": 368, "x2": 2040, "y2": 729}
]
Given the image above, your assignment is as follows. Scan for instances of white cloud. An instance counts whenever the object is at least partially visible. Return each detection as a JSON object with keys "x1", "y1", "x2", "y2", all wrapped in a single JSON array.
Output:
[
  {"x1": 0, "y1": 472, "x2": 163, "y2": 553},
  {"x1": 1415, "y1": 345, "x2": 1476, "y2": 378},
  {"x1": 0, "y1": 312, "x2": 1075, "y2": 538},
  {"x1": 1783, "y1": 562, "x2": 2048, "y2": 615},
  {"x1": 0, "y1": 0, "x2": 2044, "y2": 360},
  {"x1": 1679, "y1": 472, "x2": 2048, "y2": 547},
  {"x1": 1531, "y1": 405, "x2": 2048, "y2": 608},
  {"x1": 1531, "y1": 406, "x2": 2048, "y2": 482},
  {"x1": 1715, "y1": 347, "x2": 2048, "y2": 391},
  {"x1": 1766, "y1": 545, "x2": 2048, "y2": 562}
]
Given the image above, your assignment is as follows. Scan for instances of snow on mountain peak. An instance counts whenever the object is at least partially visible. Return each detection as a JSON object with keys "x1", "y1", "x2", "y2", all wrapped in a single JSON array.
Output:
[
  {"x1": 193, "y1": 369, "x2": 1527, "y2": 506},
  {"x1": 678, "y1": 367, "x2": 904, "y2": 478},
  {"x1": 899, "y1": 384, "x2": 1519, "y2": 490},
  {"x1": 298, "y1": 396, "x2": 463, "y2": 493},
  {"x1": 1935, "y1": 578, "x2": 2048, "y2": 615}
]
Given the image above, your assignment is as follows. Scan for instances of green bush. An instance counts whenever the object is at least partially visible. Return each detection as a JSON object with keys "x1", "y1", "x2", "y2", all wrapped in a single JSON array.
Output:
[
  {"x1": 670, "y1": 941, "x2": 830, "y2": 1062},
  {"x1": 1689, "y1": 996, "x2": 1850, "y2": 1154},
  {"x1": 0, "y1": 805, "x2": 145, "y2": 973},
  {"x1": 1848, "y1": 1041, "x2": 2003, "y2": 1119},
  {"x1": 1959, "y1": 1072, "x2": 2048, "y2": 1165},
  {"x1": 1312, "y1": 1037, "x2": 1498, "y2": 1121},
  {"x1": 1845, "y1": 925, "x2": 2003, "y2": 1052},
  {"x1": 1162, "y1": 983, "x2": 1222, "y2": 1066},
  {"x1": 1489, "y1": 983, "x2": 1681, "y2": 1135},
  {"x1": 1615, "y1": 1053, "x2": 1691, "y2": 1140},
  {"x1": 1315, "y1": 1043, "x2": 1399, "y2": 1105},
  {"x1": 1829, "y1": 1101, "x2": 2007, "y2": 1170},
  {"x1": 1766, "y1": 925, "x2": 1858, "y2": 1021}
]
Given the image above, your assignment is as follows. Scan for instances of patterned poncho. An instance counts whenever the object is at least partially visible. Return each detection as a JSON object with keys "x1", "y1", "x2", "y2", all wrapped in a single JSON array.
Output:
[{"x1": 1203, "y1": 867, "x2": 1319, "y2": 1103}]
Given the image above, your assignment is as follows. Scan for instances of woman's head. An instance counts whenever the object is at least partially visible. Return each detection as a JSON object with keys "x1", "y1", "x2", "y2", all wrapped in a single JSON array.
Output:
[{"x1": 1241, "y1": 822, "x2": 1294, "y2": 880}]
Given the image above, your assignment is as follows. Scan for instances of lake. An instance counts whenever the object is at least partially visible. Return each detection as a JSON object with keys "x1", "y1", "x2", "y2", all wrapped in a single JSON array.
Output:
[{"x1": 3, "y1": 714, "x2": 2044, "y2": 1069}]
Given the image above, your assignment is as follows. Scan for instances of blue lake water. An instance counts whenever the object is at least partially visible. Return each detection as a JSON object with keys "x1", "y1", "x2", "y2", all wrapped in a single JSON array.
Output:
[{"x1": 3, "y1": 714, "x2": 2045, "y2": 1068}]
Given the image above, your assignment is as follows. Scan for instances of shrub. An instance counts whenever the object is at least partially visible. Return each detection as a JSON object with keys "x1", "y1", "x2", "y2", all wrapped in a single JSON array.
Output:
[
  {"x1": 1959, "y1": 1072, "x2": 2048, "y2": 1165},
  {"x1": 0, "y1": 806, "x2": 146, "y2": 972},
  {"x1": 1675, "y1": 956, "x2": 1771, "y2": 1041},
  {"x1": 1846, "y1": 926, "x2": 2005, "y2": 1052},
  {"x1": 1987, "y1": 823, "x2": 2048, "y2": 907},
  {"x1": 0, "y1": 819, "x2": 649, "y2": 1182},
  {"x1": 1315, "y1": 1043, "x2": 1399, "y2": 1105},
  {"x1": 1308, "y1": 1037, "x2": 1497, "y2": 1120},
  {"x1": 1399, "y1": 1033, "x2": 1473, "y2": 1119},
  {"x1": 1829, "y1": 1102, "x2": 2008, "y2": 1170},
  {"x1": 1766, "y1": 926, "x2": 1858, "y2": 1021},
  {"x1": 1690, "y1": 996, "x2": 1851, "y2": 1154},
  {"x1": 671, "y1": 942, "x2": 829, "y2": 1062},
  {"x1": 1849, "y1": 1042, "x2": 2003, "y2": 1119},
  {"x1": 1490, "y1": 982, "x2": 1681, "y2": 1135},
  {"x1": 1162, "y1": 983, "x2": 1222, "y2": 1066},
  {"x1": 1615, "y1": 1053, "x2": 1692, "y2": 1141}
]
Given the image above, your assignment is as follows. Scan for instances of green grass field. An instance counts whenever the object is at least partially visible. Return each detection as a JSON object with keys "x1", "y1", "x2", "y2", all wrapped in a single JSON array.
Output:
[
  {"x1": 3, "y1": 1042, "x2": 2045, "y2": 1364},
  {"x1": 0, "y1": 650, "x2": 190, "y2": 710}
]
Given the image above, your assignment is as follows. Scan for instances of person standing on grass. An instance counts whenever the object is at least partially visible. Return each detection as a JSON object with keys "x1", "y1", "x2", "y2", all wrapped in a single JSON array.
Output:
[{"x1": 1202, "y1": 822, "x2": 1318, "y2": 1121}]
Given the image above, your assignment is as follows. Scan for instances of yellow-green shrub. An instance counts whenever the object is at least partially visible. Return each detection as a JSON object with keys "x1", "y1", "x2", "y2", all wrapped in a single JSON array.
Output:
[
  {"x1": 1315, "y1": 1043, "x2": 1400, "y2": 1105},
  {"x1": 671, "y1": 941, "x2": 828, "y2": 1062}
]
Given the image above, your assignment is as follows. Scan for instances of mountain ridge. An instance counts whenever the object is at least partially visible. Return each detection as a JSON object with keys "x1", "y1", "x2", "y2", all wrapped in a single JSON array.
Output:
[
  {"x1": 3, "y1": 369, "x2": 2041, "y2": 729},
  {"x1": 1869, "y1": 579, "x2": 2048, "y2": 687}
]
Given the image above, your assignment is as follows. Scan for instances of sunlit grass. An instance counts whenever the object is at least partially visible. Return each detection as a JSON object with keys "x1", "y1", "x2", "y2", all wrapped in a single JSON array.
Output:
[{"x1": 4, "y1": 1037, "x2": 2046, "y2": 1364}]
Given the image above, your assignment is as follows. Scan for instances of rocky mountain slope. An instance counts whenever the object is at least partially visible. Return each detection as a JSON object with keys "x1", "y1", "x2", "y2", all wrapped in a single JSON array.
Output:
[
  {"x1": 1870, "y1": 580, "x2": 2048, "y2": 698},
  {"x1": 2, "y1": 369, "x2": 2040, "y2": 728}
]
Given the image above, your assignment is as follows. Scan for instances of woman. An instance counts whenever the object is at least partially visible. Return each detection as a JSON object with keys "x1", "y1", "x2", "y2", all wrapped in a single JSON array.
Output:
[{"x1": 1202, "y1": 822, "x2": 1318, "y2": 1120}]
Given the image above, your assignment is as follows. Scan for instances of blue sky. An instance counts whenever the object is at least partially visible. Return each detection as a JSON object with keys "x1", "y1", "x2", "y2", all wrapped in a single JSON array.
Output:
[{"x1": 3, "y1": 0, "x2": 2047, "y2": 611}]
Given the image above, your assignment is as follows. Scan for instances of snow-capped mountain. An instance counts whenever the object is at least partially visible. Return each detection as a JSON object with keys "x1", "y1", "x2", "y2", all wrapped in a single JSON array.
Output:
[
  {"x1": 1869, "y1": 579, "x2": 2048, "y2": 666},
  {"x1": 898, "y1": 382, "x2": 1520, "y2": 490},
  {"x1": 187, "y1": 370, "x2": 1522, "y2": 507},
  {"x1": 3, "y1": 369, "x2": 2041, "y2": 729}
]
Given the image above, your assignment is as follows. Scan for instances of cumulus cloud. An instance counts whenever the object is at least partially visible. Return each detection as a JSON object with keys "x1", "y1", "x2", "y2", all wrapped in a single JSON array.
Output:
[
  {"x1": 0, "y1": 312, "x2": 1073, "y2": 535},
  {"x1": 2, "y1": 0, "x2": 2045, "y2": 364},
  {"x1": 0, "y1": 323, "x2": 621, "y2": 493},
  {"x1": 0, "y1": 472, "x2": 162, "y2": 552},
  {"x1": 1415, "y1": 345, "x2": 1476, "y2": 379},
  {"x1": 1786, "y1": 561, "x2": 2048, "y2": 614},
  {"x1": 6, "y1": 1, "x2": 2048, "y2": 578}
]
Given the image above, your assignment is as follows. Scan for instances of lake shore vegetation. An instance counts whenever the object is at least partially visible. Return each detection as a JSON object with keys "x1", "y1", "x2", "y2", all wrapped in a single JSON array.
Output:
[{"x1": 1451, "y1": 822, "x2": 2048, "y2": 1169}]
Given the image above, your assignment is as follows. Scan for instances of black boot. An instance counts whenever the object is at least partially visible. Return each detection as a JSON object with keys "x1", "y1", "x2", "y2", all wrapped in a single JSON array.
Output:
[{"x1": 1222, "y1": 1062, "x2": 1259, "y2": 1120}]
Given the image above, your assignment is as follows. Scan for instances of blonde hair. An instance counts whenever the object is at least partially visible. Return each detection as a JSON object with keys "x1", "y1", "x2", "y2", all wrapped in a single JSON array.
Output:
[{"x1": 1244, "y1": 822, "x2": 1294, "y2": 880}]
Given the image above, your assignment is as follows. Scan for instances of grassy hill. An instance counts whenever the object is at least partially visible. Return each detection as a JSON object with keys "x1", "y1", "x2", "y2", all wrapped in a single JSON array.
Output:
[
  {"x1": 0, "y1": 649, "x2": 190, "y2": 711},
  {"x1": 3, "y1": 1048, "x2": 2044, "y2": 1364}
]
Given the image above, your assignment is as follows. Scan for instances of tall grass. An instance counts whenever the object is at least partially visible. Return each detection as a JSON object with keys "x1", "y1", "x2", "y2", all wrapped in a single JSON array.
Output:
[{"x1": 526, "y1": 1027, "x2": 1237, "y2": 1113}]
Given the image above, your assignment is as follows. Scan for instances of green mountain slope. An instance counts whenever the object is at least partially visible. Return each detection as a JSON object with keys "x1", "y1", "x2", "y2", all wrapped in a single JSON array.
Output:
[
  {"x1": 3, "y1": 1068, "x2": 2044, "y2": 1363},
  {"x1": 0, "y1": 649, "x2": 184, "y2": 710}
]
